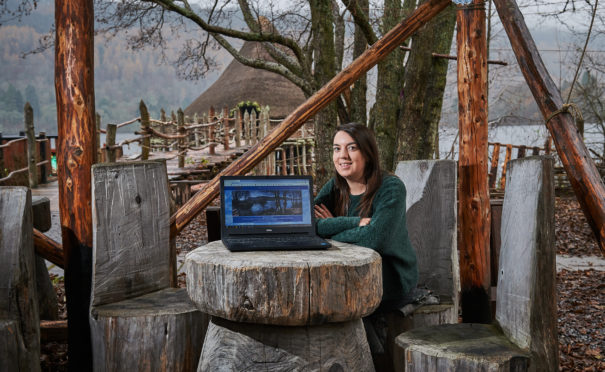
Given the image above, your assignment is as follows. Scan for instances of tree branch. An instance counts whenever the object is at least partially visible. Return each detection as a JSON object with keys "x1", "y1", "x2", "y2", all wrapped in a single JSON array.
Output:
[{"x1": 341, "y1": 0, "x2": 377, "y2": 44}]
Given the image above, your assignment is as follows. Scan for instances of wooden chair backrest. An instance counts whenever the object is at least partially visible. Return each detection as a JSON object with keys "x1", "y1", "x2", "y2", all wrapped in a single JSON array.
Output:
[
  {"x1": 496, "y1": 156, "x2": 557, "y2": 371},
  {"x1": 91, "y1": 162, "x2": 171, "y2": 307},
  {"x1": 395, "y1": 160, "x2": 459, "y2": 305},
  {"x1": 0, "y1": 186, "x2": 40, "y2": 358}
]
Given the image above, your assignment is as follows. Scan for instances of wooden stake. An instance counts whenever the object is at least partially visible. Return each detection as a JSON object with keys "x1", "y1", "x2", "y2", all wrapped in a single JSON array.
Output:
[
  {"x1": 105, "y1": 124, "x2": 117, "y2": 163},
  {"x1": 140, "y1": 100, "x2": 151, "y2": 160},
  {"x1": 456, "y1": 0, "x2": 491, "y2": 323},
  {"x1": 178, "y1": 109, "x2": 185, "y2": 168},
  {"x1": 223, "y1": 106, "x2": 230, "y2": 151},
  {"x1": 55, "y1": 0, "x2": 95, "y2": 366},
  {"x1": 24, "y1": 102, "x2": 38, "y2": 188},
  {"x1": 488, "y1": 143, "x2": 500, "y2": 188},
  {"x1": 170, "y1": 0, "x2": 451, "y2": 236},
  {"x1": 494, "y1": 0, "x2": 605, "y2": 252}
]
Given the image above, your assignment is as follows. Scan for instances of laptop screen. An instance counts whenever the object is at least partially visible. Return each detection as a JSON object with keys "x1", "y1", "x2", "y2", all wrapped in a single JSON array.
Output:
[{"x1": 222, "y1": 177, "x2": 313, "y2": 228}]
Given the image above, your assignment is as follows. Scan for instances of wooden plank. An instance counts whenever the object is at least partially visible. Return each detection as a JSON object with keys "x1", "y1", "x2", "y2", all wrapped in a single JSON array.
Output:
[
  {"x1": 494, "y1": 0, "x2": 605, "y2": 252},
  {"x1": 500, "y1": 144, "x2": 512, "y2": 189},
  {"x1": 497, "y1": 156, "x2": 557, "y2": 371},
  {"x1": 395, "y1": 160, "x2": 458, "y2": 312},
  {"x1": 456, "y1": 0, "x2": 491, "y2": 323},
  {"x1": 170, "y1": 0, "x2": 452, "y2": 236},
  {"x1": 0, "y1": 187, "x2": 40, "y2": 371},
  {"x1": 91, "y1": 162, "x2": 171, "y2": 307},
  {"x1": 40, "y1": 320, "x2": 68, "y2": 343}
]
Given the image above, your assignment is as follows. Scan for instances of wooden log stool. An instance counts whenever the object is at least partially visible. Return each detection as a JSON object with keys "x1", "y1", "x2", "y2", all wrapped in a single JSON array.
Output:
[
  {"x1": 89, "y1": 162, "x2": 208, "y2": 371},
  {"x1": 185, "y1": 240, "x2": 382, "y2": 371},
  {"x1": 394, "y1": 156, "x2": 558, "y2": 371},
  {"x1": 0, "y1": 187, "x2": 40, "y2": 371}
]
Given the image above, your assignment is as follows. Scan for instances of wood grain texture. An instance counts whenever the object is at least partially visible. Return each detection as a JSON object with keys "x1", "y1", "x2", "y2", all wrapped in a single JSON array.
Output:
[
  {"x1": 90, "y1": 288, "x2": 208, "y2": 372},
  {"x1": 170, "y1": 0, "x2": 452, "y2": 236},
  {"x1": 394, "y1": 323, "x2": 530, "y2": 371},
  {"x1": 185, "y1": 240, "x2": 382, "y2": 325},
  {"x1": 0, "y1": 187, "x2": 40, "y2": 371},
  {"x1": 497, "y1": 156, "x2": 558, "y2": 371},
  {"x1": 395, "y1": 160, "x2": 459, "y2": 310},
  {"x1": 199, "y1": 316, "x2": 374, "y2": 372},
  {"x1": 91, "y1": 161, "x2": 172, "y2": 306},
  {"x1": 494, "y1": 0, "x2": 605, "y2": 252},
  {"x1": 55, "y1": 0, "x2": 96, "y2": 366},
  {"x1": 34, "y1": 228, "x2": 64, "y2": 268}
]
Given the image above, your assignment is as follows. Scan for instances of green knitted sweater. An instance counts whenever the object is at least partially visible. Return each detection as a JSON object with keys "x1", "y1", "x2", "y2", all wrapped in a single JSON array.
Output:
[{"x1": 315, "y1": 175, "x2": 418, "y2": 307}]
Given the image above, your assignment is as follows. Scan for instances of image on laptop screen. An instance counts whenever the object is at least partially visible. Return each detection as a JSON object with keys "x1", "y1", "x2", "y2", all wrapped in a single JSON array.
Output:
[{"x1": 222, "y1": 178, "x2": 313, "y2": 227}]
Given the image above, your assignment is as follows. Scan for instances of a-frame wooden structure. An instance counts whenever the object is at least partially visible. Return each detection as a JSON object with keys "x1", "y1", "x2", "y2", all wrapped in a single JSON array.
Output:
[{"x1": 51, "y1": 0, "x2": 605, "y2": 368}]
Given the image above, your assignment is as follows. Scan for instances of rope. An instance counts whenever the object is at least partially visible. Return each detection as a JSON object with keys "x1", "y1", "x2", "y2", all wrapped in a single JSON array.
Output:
[
  {"x1": 565, "y1": 0, "x2": 598, "y2": 104},
  {"x1": 545, "y1": 103, "x2": 584, "y2": 128}
]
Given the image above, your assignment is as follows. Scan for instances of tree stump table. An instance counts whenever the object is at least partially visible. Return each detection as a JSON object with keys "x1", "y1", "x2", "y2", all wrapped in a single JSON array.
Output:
[{"x1": 185, "y1": 240, "x2": 382, "y2": 371}]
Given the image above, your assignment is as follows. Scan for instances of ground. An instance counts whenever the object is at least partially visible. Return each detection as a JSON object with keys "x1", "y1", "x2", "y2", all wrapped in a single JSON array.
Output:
[{"x1": 40, "y1": 196, "x2": 603, "y2": 371}]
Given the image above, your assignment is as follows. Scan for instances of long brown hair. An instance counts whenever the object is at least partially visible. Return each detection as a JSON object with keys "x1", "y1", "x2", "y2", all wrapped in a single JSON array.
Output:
[{"x1": 333, "y1": 123, "x2": 383, "y2": 218}]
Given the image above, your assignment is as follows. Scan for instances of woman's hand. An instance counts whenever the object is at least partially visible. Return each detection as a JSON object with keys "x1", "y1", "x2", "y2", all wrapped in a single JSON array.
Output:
[
  {"x1": 359, "y1": 218, "x2": 371, "y2": 226},
  {"x1": 314, "y1": 204, "x2": 334, "y2": 219}
]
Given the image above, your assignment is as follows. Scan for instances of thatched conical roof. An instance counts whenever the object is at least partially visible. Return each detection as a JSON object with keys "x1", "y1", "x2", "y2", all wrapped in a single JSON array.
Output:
[{"x1": 184, "y1": 41, "x2": 306, "y2": 119}]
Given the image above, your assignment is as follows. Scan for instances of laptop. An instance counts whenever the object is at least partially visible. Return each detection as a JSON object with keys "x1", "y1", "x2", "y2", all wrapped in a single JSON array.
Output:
[{"x1": 220, "y1": 175, "x2": 332, "y2": 251}]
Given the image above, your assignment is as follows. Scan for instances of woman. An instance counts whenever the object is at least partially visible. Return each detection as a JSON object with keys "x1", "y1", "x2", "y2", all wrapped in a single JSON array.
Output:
[{"x1": 314, "y1": 122, "x2": 418, "y2": 368}]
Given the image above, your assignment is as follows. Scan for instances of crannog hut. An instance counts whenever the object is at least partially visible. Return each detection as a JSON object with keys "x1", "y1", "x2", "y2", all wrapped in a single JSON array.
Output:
[{"x1": 184, "y1": 40, "x2": 306, "y2": 120}]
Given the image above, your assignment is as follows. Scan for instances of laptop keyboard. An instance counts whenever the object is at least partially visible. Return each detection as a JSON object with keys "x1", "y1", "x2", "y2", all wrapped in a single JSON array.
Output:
[{"x1": 224, "y1": 235, "x2": 330, "y2": 250}]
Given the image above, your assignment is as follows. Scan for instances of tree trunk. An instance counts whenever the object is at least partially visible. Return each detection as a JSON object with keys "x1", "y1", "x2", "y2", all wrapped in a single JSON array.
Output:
[
  {"x1": 311, "y1": 0, "x2": 338, "y2": 186},
  {"x1": 370, "y1": 0, "x2": 408, "y2": 171},
  {"x1": 54, "y1": 0, "x2": 96, "y2": 368},
  {"x1": 397, "y1": 2, "x2": 456, "y2": 161},
  {"x1": 350, "y1": 0, "x2": 369, "y2": 125}
]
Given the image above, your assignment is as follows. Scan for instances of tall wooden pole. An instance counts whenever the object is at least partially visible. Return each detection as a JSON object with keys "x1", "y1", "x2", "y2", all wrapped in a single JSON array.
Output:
[
  {"x1": 494, "y1": 0, "x2": 605, "y2": 253},
  {"x1": 55, "y1": 0, "x2": 95, "y2": 368},
  {"x1": 456, "y1": 0, "x2": 491, "y2": 323},
  {"x1": 170, "y1": 0, "x2": 451, "y2": 236}
]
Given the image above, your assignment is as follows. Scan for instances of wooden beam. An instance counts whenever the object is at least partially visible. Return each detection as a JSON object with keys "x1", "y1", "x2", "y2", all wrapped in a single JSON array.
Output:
[
  {"x1": 55, "y1": 0, "x2": 95, "y2": 368},
  {"x1": 170, "y1": 0, "x2": 451, "y2": 236},
  {"x1": 34, "y1": 229, "x2": 64, "y2": 268},
  {"x1": 494, "y1": 0, "x2": 605, "y2": 253},
  {"x1": 456, "y1": 0, "x2": 491, "y2": 323}
]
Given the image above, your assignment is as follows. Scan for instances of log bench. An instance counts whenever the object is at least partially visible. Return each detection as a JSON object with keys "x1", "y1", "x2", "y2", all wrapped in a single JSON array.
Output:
[
  {"x1": 185, "y1": 240, "x2": 382, "y2": 371},
  {"x1": 89, "y1": 162, "x2": 208, "y2": 371},
  {"x1": 0, "y1": 187, "x2": 40, "y2": 371},
  {"x1": 394, "y1": 156, "x2": 558, "y2": 371}
]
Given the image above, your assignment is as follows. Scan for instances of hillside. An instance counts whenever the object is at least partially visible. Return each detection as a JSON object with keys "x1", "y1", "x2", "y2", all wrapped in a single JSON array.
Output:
[{"x1": 0, "y1": 0, "x2": 231, "y2": 135}]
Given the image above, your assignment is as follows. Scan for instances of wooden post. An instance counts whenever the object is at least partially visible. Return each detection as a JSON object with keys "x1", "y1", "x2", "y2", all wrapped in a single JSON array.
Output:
[
  {"x1": 235, "y1": 110, "x2": 242, "y2": 148},
  {"x1": 244, "y1": 111, "x2": 251, "y2": 146},
  {"x1": 518, "y1": 145, "x2": 526, "y2": 158},
  {"x1": 494, "y1": 0, "x2": 605, "y2": 252},
  {"x1": 500, "y1": 144, "x2": 512, "y2": 189},
  {"x1": 160, "y1": 109, "x2": 168, "y2": 151},
  {"x1": 55, "y1": 0, "x2": 95, "y2": 366},
  {"x1": 105, "y1": 124, "x2": 117, "y2": 163},
  {"x1": 39, "y1": 132, "x2": 48, "y2": 183},
  {"x1": 456, "y1": 0, "x2": 491, "y2": 323},
  {"x1": 140, "y1": 100, "x2": 151, "y2": 160},
  {"x1": 488, "y1": 143, "x2": 500, "y2": 188},
  {"x1": 94, "y1": 113, "x2": 100, "y2": 160},
  {"x1": 251, "y1": 110, "x2": 258, "y2": 145},
  {"x1": 178, "y1": 108, "x2": 186, "y2": 168},
  {"x1": 24, "y1": 102, "x2": 38, "y2": 188},
  {"x1": 281, "y1": 149, "x2": 288, "y2": 175},
  {"x1": 169, "y1": 0, "x2": 452, "y2": 236},
  {"x1": 209, "y1": 106, "x2": 216, "y2": 155},
  {"x1": 223, "y1": 106, "x2": 230, "y2": 150}
]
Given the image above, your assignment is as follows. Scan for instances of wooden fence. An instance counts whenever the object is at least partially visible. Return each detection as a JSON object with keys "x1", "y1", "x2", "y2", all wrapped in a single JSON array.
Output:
[
  {"x1": 0, "y1": 133, "x2": 55, "y2": 186},
  {"x1": 99, "y1": 102, "x2": 317, "y2": 177}
]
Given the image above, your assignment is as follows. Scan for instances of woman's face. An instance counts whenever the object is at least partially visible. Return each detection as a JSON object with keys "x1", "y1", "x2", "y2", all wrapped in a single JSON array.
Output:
[{"x1": 333, "y1": 131, "x2": 366, "y2": 184}]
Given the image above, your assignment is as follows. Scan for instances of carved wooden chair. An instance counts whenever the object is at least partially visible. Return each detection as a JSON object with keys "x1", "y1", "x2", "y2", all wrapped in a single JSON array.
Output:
[
  {"x1": 0, "y1": 187, "x2": 40, "y2": 371},
  {"x1": 394, "y1": 156, "x2": 558, "y2": 371},
  {"x1": 89, "y1": 161, "x2": 208, "y2": 371}
]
